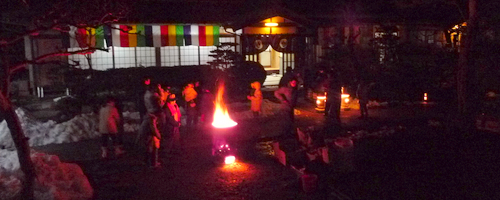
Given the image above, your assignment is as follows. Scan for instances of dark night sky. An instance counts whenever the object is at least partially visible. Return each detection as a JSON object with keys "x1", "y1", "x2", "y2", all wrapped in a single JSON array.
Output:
[{"x1": 0, "y1": 0, "x2": 469, "y2": 27}]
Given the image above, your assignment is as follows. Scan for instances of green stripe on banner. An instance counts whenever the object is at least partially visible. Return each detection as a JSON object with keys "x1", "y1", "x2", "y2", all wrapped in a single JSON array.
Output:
[
  {"x1": 176, "y1": 25, "x2": 184, "y2": 46},
  {"x1": 213, "y1": 25, "x2": 220, "y2": 46},
  {"x1": 136, "y1": 25, "x2": 146, "y2": 47},
  {"x1": 95, "y1": 26, "x2": 105, "y2": 48}
]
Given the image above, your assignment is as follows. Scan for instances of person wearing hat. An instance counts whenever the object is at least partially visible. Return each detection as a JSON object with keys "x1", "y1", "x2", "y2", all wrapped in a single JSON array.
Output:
[{"x1": 162, "y1": 93, "x2": 182, "y2": 156}]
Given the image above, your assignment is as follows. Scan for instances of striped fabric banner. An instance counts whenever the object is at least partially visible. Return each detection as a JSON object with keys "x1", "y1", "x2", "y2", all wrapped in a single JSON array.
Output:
[
  {"x1": 95, "y1": 26, "x2": 105, "y2": 48},
  {"x1": 161, "y1": 25, "x2": 169, "y2": 46},
  {"x1": 152, "y1": 26, "x2": 161, "y2": 47},
  {"x1": 63, "y1": 26, "x2": 108, "y2": 48},
  {"x1": 199, "y1": 26, "x2": 206, "y2": 46},
  {"x1": 168, "y1": 25, "x2": 176, "y2": 46},
  {"x1": 110, "y1": 24, "x2": 220, "y2": 47},
  {"x1": 128, "y1": 25, "x2": 137, "y2": 47},
  {"x1": 63, "y1": 26, "x2": 80, "y2": 48},
  {"x1": 112, "y1": 24, "x2": 122, "y2": 47},
  {"x1": 64, "y1": 24, "x2": 221, "y2": 48},
  {"x1": 120, "y1": 25, "x2": 130, "y2": 47},
  {"x1": 189, "y1": 25, "x2": 199, "y2": 46},
  {"x1": 176, "y1": 25, "x2": 184, "y2": 46}
]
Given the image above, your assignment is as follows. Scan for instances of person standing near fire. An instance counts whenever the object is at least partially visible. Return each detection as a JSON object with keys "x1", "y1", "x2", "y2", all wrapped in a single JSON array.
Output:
[
  {"x1": 99, "y1": 97, "x2": 123, "y2": 158},
  {"x1": 247, "y1": 81, "x2": 263, "y2": 117},
  {"x1": 198, "y1": 86, "x2": 215, "y2": 125},
  {"x1": 182, "y1": 82, "x2": 198, "y2": 128},
  {"x1": 163, "y1": 93, "x2": 182, "y2": 155},
  {"x1": 274, "y1": 78, "x2": 298, "y2": 137},
  {"x1": 145, "y1": 112, "x2": 162, "y2": 168},
  {"x1": 356, "y1": 80, "x2": 376, "y2": 119},
  {"x1": 136, "y1": 81, "x2": 163, "y2": 167},
  {"x1": 325, "y1": 72, "x2": 342, "y2": 135}
]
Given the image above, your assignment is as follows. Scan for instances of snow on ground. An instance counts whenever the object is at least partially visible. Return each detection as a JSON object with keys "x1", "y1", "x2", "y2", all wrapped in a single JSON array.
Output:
[
  {"x1": 0, "y1": 149, "x2": 93, "y2": 200},
  {"x1": 0, "y1": 108, "x2": 100, "y2": 149},
  {"x1": 122, "y1": 111, "x2": 141, "y2": 133},
  {"x1": 0, "y1": 108, "x2": 145, "y2": 149},
  {"x1": 0, "y1": 99, "x2": 276, "y2": 200}
]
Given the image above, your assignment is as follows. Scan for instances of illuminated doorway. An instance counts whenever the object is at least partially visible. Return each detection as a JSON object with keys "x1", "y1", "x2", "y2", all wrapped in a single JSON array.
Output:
[{"x1": 258, "y1": 46, "x2": 282, "y2": 75}]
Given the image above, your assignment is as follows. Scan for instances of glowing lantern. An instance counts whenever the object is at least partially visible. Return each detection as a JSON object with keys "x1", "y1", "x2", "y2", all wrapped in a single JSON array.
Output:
[
  {"x1": 224, "y1": 155, "x2": 236, "y2": 165},
  {"x1": 265, "y1": 22, "x2": 278, "y2": 27},
  {"x1": 212, "y1": 82, "x2": 238, "y2": 128},
  {"x1": 424, "y1": 93, "x2": 428, "y2": 101},
  {"x1": 341, "y1": 94, "x2": 350, "y2": 103}
]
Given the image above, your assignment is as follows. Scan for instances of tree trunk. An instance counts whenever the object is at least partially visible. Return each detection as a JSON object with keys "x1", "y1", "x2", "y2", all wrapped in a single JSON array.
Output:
[
  {"x1": 0, "y1": 47, "x2": 35, "y2": 199},
  {"x1": 456, "y1": 0, "x2": 478, "y2": 134},
  {"x1": 0, "y1": 96, "x2": 36, "y2": 200}
]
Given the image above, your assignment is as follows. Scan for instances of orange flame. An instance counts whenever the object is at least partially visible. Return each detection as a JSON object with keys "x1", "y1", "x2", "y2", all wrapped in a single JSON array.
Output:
[{"x1": 212, "y1": 82, "x2": 238, "y2": 128}]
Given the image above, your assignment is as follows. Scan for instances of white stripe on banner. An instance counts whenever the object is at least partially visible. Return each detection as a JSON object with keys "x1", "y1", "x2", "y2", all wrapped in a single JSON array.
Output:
[
  {"x1": 69, "y1": 26, "x2": 79, "y2": 48},
  {"x1": 152, "y1": 25, "x2": 161, "y2": 47},
  {"x1": 112, "y1": 24, "x2": 121, "y2": 47},
  {"x1": 190, "y1": 25, "x2": 199, "y2": 46}
]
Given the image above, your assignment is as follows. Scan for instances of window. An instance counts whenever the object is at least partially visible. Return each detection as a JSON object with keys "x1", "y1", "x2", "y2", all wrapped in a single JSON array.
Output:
[
  {"x1": 199, "y1": 46, "x2": 216, "y2": 65},
  {"x1": 418, "y1": 30, "x2": 435, "y2": 44},
  {"x1": 67, "y1": 36, "x2": 236, "y2": 68},
  {"x1": 114, "y1": 47, "x2": 136, "y2": 68},
  {"x1": 160, "y1": 46, "x2": 179, "y2": 67},
  {"x1": 136, "y1": 47, "x2": 156, "y2": 67},
  {"x1": 180, "y1": 46, "x2": 199, "y2": 65},
  {"x1": 374, "y1": 31, "x2": 398, "y2": 38}
]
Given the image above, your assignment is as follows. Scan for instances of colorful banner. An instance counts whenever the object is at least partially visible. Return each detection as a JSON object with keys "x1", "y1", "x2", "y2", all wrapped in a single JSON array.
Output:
[{"x1": 64, "y1": 24, "x2": 220, "y2": 48}]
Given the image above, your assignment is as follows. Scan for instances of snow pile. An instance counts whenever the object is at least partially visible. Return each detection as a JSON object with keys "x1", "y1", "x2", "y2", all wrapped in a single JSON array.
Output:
[
  {"x1": 122, "y1": 111, "x2": 141, "y2": 133},
  {"x1": 0, "y1": 108, "x2": 100, "y2": 149},
  {"x1": 230, "y1": 99, "x2": 282, "y2": 121},
  {"x1": 0, "y1": 149, "x2": 93, "y2": 200}
]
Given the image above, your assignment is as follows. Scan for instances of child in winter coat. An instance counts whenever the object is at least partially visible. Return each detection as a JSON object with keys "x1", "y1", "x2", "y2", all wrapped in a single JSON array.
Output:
[
  {"x1": 247, "y1": 81, "x2": 263, "y2": 117},
  {"x1": 182, "y1": 82, "x2": 198, "y2": 127},
  {"x1": 99, "y1": 97, "x2": 122, "y2": 158}
]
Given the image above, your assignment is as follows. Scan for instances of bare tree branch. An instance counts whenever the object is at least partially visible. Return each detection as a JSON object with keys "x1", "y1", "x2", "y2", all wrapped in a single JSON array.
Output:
[{"x1": 9, "y1": 48, "x2": 109, "y2": 74}]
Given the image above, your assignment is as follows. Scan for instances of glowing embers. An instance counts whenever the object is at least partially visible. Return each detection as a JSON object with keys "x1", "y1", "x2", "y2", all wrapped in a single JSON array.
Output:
[
  {"x1": 212, "y1": 82, "x2": 238, "y2": 128},
  {"x1": 224, "y1": 155, "x2": 236, "y2": 165}
]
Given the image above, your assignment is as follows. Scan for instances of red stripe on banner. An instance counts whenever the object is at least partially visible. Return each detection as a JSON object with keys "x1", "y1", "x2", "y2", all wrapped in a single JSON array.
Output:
[
  {"x1": 77, "y1": 28, "x2": 88, "y2": 47},
  {"x1": 161, "y1": 25, "x2": 169, "y2": 46},
  {"x1": 120, "y1": 25, "x2": 129, "y2": 47},
  {"x1": 199, "y1": 26, "x2": 206, "y2": 46}
]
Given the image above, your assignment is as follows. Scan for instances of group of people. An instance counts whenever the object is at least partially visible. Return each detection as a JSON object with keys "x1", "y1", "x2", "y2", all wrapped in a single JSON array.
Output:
[
  {"x1": 137, "y1": 79, "x2": 218, "y2": 168},
  {"x1": 96, "y1": 68, "x2": 374, "y2": 168},
  {"x1": 277, "y1": 66, "x2": 377, "y2": 137},
  {"x1": 96, "y1": 76, "x2": 265, "y2": 168}
]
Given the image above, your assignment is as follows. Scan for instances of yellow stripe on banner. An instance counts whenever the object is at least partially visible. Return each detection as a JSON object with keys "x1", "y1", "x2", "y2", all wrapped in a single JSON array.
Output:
[
  {"x1": 205, "y1": 26, "x2": 214, "y2": 46},
  {"x1": 128, "y1": 25, "x2": 138, "y2": 47},
  {"x1": 88, "y1": 28, "x2": 96, "y2": 47},
  {"x1": 168, "y1": 25, "x2": 177, "y2": 46}
]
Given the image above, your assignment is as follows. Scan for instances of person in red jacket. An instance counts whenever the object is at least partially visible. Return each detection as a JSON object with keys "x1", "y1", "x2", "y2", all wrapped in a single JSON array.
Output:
[{"x1": 99, "y1": 97, "x2": 122, "y2": 158}]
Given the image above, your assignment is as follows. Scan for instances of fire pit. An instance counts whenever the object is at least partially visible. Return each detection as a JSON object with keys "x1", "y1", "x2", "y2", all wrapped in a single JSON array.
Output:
[{"x1": 211, "y1": 82, "x2": 238, "y2": 164}]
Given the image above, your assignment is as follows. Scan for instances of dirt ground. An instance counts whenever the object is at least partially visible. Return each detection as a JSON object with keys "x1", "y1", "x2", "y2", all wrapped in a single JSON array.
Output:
[{"x1": 31, "y1": 95, "x2": 500, "y2": 200}]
